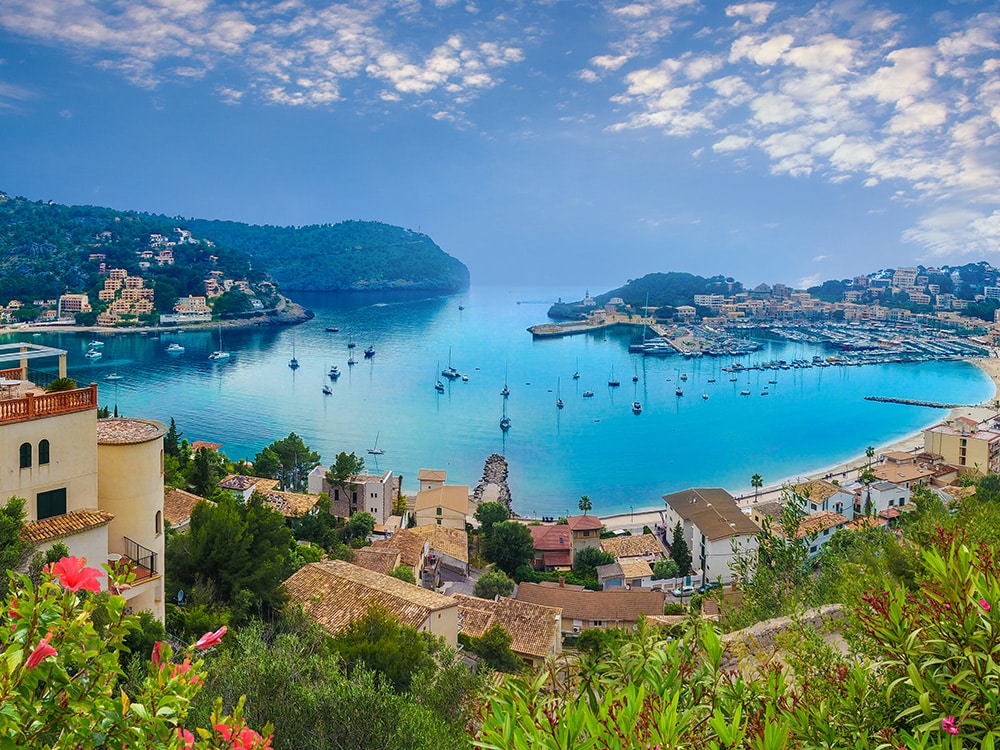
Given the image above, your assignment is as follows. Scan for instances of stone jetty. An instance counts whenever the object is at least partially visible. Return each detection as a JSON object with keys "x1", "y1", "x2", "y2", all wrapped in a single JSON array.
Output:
[{"x1": 472, "y1": 453, "x2": 512, "y2": 510}]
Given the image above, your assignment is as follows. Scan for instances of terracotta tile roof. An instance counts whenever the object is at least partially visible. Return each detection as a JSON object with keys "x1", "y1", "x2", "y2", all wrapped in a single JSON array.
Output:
[
  {"x1": 541, "y1": 551, "x2": 572, "y2": 568},
  {"x1": 619, "y1": 559, "x2": 653, "y2": 579},
  {"x1": 530, "y1": 524, "x2": 572, "y2": 552},
  {"x1": 218, "y1": 474, "x2": 260, "y2": 491},
  {"x1": 790, "y1": 480, "x2": 850, "y2": 503},
  {"x1": 600, "y1": 533, "x2": 665, "y2": 559},
  {"x1": 515, "y1": 582, "x2": 665, "y2": 624},
  {"x1": 408, "y1": 524, "x2": 469, "y2": 564},
  {"x1": 417, "y1": 469, "x2": 447, "y2": 482},
  {"x1": 371, "y1": 528, "x2": 427, "y2": 568},
  {"x1": 847, "y1": 515, "x2": 887, "y2": 531},
  {"x1": 874, "y1": 463, "x2": 936, "y2": 484},
  {"x1": 414, "y1": 485, "x2": 470, "y2": 514},
  {"x1": 663, "y1": 488, "x2": 760, "y2": 541},
  {"x1": 163, "y1": 488, "x2": 211, "y2": 527},
  {"x1": 454, "y1": 594, "x2": 562, "y2": 660},
  {"x1": 23, "y1": 509, "x2": 115, "y2": 544},
  {"x1": 784, "y1": 510, "x2": 849, "y2": 539},
  {"x1": 189, "y1": 440, "x2": 222, "y2": 452},
  {"x1": 261, "y1": 490, "x2": 318, "y2": 518},
  {"x1": 352, "y1": 547, "x2": 401, "y2": 575},
  {"x1": 566, "y1": 515, "x2": 603, "y2": 532},
  {"x1": 96, "y1": 417, "x2": 167, "y2": 445},
  {"x1": 283, "y1": 560, "x2": 455, "y2": 634}
]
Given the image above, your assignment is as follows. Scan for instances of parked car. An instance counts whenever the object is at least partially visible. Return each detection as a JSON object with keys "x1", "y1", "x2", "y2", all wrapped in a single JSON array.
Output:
[
  {"x1": 671, "y1": 585, "x2": 696, "y2": 597},
  {"x1": 697, "y1": 581, "x2": 721, "y2": 594}
]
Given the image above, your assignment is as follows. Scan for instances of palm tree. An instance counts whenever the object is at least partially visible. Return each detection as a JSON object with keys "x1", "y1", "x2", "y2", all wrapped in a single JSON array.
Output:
[
  {"x1": 578, "y1": 495, "x2": 592, "y2": 515},
  {"x1": 865, "y1": 445, "x2": 875, "y2": 468},
  {"x1": 751, "y1": 473, "x2": 763, "y2": 502}
]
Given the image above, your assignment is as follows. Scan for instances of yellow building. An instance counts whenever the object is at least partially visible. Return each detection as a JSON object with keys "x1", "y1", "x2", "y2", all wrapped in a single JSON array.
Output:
[
  {"x1": 1, "y1": 346, "x2": 166, "y2": 621},
  {"x1": 413, "y1": 484, "x2": 470, "y2": 529},
  {"x1": 924, "y1": 417, "x2": 1000, "y2": 475}
]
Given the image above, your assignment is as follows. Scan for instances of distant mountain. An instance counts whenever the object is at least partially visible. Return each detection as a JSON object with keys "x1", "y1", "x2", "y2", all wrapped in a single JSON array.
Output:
[{"x1": 183, "y1": 218, "x2": 470, "y2": 293}]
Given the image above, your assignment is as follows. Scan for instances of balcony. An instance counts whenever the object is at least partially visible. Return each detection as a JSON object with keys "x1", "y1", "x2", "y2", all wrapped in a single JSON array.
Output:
[
  {"x1": 109, "y1": 537, "x2": 158, "y2": 582},
  {"x1": 0, "y1": 384, "x2": 98, "y2": 425}
]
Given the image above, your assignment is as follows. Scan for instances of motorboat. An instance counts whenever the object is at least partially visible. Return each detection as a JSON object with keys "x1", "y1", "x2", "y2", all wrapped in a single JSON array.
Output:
[
  {"x1": 85, "y1": 349, "x2": 102, "y2": 359},
  {"x1": 328, "y1": 366, "x2": 341, "y2": 379},
  {"x1": 582, "y1": 390, "x2": 594, "y2": 398},
  {"x1": 87, "y1": 340, "x2": 104, "y2": 349},
  {"x1": 166, "y1": 343, "x2": 185, "y2": 353},
  {"x1": 364, "y1": 345, "x2": 375, "y2": 359},
  {"x1": 322, "y1": 384, "x2": 333, "y2": 395},
  {"x1": 632, "y1": 401, "x2": 642, "y2": 414}
]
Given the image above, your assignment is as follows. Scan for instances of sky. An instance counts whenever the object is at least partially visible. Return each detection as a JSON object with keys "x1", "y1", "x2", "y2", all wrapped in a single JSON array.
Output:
[{"x1": 0, "y1": 0, "x2": 998, "y2": 291}]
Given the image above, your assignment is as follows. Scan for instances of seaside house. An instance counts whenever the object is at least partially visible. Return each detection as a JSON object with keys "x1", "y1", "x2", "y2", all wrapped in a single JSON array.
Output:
[
  {"x1": 923, "y1": 417, "x2": 1000, "y2": 475},
  {"x1": 750, "y1": 502, "x2": 850, "y2": 558},
  {"x1": 872, "y1": 453, "x2": 937, "y2": 490},
  {"x1": 307, "y1": 466, "x2": 400, "y2": 526},
  {"x1": 370, "y1": 528, "x2": 431, "y2": 582},
  {"x1": 847, "y1": 479, "x2": 910, "y2": 517},
  {"x1": 565, "y1": 514, "x2": 604, "y2": 555},
  {"x1": 413, "y1": 484, "x2": 470, "y2": 530},
  {"x1": 529, "y1": 523, "x2": 574, "y2": 571},
  {"x1": 788, "y1": 480, "x2": 856, "y2": 520},
  {"x1": 352, "y1": 547, "x2": 402, "y2": 576},
  {"x1": 1, "y1": 345, "x2": 167, "y2": 621},
  {"x1": 515, "y1": 582, "x2": 665, "y2": 636},
  {"x1": 406, "y1": 523, "x2": 469, "y2": 576},
  {"x1": 596, "y1": 559, "x2": 654, "y2": 590},
  {"x1": 283, "y1": 560, "x2": 459, "y2": 648},
  {"x1": 217, "y1": 474, "x2": 277, "y2": 502},
  {"x1": 453, "y1": 594, "x2": 562, "y2": 669},
  {"x1": 417, "y1": 469, "x2": 447, "y2": 492},
  {"x1": 662, "y1": 488, "x2": 760, "y2": 585}
]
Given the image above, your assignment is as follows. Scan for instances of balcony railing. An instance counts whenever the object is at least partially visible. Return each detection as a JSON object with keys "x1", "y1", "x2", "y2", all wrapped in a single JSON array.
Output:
[
  {"x1": 0, "y1": 384, "x2": 97, "y2": 425},
  {"x1": 117, "y1": 537, "x2": 158, "y2": 581}
]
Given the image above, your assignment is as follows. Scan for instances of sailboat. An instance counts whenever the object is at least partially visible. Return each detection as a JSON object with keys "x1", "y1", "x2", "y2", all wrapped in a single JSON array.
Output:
[
  {"x1": 364, "y1": 344, "x2": 375, "y2": 359},
  {"x1": 442, "y1": 347, "x2": 460, "y2": 379},
  {"x1": 572, "y1": 358, "x2": 580, "y2": 380},
  {"x1": 501, "y1": 364, "x2": 510, "y2": 397},
  {"x1": 556, "y1": 378, "x2": 564, "y2": 409},
  {"x1": 434, "y1": 361, "x2": 446, "y2": 392},
  {"x1": 105, "y1": 359, "x2": 123, "y2": 381},
  {"x1": 608, "y1": 367, "x2": 620, "y2": 388},
  {"x1": 328, "y1": 365, "x2": 341, "y2": 379},
  {"x1": 368, "y1": 432, "x2": 385, "y2": 455},
  {"x1": 500, "y1": 398, "x2": 511, "y2": 431},
  {"x1": 632, "y1": 400, "x2": 642, "y2": 414},
  {"x1": 322, "y1": 384, "x2": 333, "y2": 395},
  {"x1": 208, "y1": 324, "x2": 229, "y2": 361},
  {"x1": 289, "y1": 338, "x2": 299, "y2": 369}
]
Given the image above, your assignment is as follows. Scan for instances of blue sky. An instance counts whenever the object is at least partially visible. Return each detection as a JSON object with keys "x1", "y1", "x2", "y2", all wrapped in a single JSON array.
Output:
[{"x1": 1, "y1": 1, "x2": 998, "y2": 290}]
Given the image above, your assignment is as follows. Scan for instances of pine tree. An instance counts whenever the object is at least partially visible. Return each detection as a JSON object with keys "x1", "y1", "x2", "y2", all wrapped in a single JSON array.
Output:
[{"x1": 670, "y1": 521, "x2": 692, "y2": 576}]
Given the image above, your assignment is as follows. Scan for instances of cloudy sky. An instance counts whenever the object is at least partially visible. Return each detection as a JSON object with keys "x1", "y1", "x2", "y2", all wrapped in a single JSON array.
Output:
[{"x1": 1, "y1": 0, "x2": 998, "y2": 289}]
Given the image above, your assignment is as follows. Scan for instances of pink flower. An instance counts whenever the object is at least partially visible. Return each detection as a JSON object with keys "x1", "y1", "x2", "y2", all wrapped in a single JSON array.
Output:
[
  {"x1": 176, "y1": 728, "x2": 195, "y2": 749},
  {"x1": 214, "y1": 723, "x2": 233, "y2": 741},
  {"x1": 25, "y1": 632, "x2": 58, "y2": 669},
  {"x1": 942, "y1": 716, "x2": 959, "y2": 735},
  {"x1": 195, "y1": 625, "x2": 227, "y2": 650},
  {"x1": 235, "y1": 727, "x2": 263, "y2": 749},
  {"x1": 49, "y1": 556, "x2": 104, "y2": 593},
  {"x1": 151, "y1": 641, "x2": 162, "y2": 667},
  {"x1": 980, "y1": 599, "x2": 991, "y2": 612}
]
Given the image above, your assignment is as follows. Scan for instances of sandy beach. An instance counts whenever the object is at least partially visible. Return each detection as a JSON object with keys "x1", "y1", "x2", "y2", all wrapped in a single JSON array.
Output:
[{"x1": 600, "y1": 356, "x2": 1000, "y2": 533}]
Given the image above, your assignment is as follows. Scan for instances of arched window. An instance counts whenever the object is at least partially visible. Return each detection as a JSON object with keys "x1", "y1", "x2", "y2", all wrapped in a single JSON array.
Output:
[
  {"x1": 19, "y1": 442, "x2": 31, "y2": 469},
  {"x1": 38, "y1": 439, "x2": 50, "y2": 465},
  {"x1": 155, "y1": 510, "x2": 162, "y2": 535}
]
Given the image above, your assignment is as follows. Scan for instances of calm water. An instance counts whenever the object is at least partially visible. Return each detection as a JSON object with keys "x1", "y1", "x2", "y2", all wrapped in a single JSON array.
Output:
[{"x1": 10, "y1": 286, "x2": 995, "y2": 517}]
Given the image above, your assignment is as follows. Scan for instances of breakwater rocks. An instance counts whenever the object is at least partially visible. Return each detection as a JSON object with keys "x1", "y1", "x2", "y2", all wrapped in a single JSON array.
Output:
[
  {"x1": 864, "y1": 396, "x2": 964, "y2": 409},
  {"x1": 473, "y1": 453, "x2": 512, "y2": 510}
]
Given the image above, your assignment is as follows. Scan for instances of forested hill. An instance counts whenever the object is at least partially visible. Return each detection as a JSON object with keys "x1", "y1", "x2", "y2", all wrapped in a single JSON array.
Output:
[
  {"x1": 0, "y1": 191, "x2": 469, "y2": 302},
  {"x1": 548, "y1": 272, "x2": 739, "y2": 319},
  {"x1": 183, "y1": 218, "x2": 470, "y2": 292}
]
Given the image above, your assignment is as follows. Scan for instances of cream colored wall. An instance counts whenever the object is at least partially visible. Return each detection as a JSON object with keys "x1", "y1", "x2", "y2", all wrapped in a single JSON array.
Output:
[
  {"x1": 35, "y1": 526, "x2": 109, "y2": 584},
  {"x1": 423, "y1": 604, "x2": 459, "y2": 648},
  {"x1": 1, "y1": 409, "x2": 98, "y2": 521},
  {"x1": 415, "y1": 507, "x2": 465, "y2": 530},
  {"x1": 122, "y1": 576, "x2": 165, "y2": 622},
  {"x1": 97, "y1": 437, "x2": 165, "y2": 577},
  {"x1": 704, "y1": 534, "x2": 756, "y2": 584}
]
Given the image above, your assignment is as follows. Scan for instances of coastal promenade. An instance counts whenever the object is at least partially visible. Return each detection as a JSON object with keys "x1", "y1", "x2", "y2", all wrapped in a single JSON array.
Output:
[{"x1": 595, "y1": 356, "x2": 1000, "y2": 535}]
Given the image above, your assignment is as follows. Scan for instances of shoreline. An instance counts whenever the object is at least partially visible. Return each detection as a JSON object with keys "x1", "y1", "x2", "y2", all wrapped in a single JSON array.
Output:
[
  {"x1": 0, "y1": 299, "x2": 313, "y2": 335},
  {"x1": 598, "y1": 356, "x2": 1000, "y2": 532}
]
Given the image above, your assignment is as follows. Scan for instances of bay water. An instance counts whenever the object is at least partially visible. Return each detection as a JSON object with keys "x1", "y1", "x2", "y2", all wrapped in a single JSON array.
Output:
[{"x1": 11, "y1": 285, "x2": 995, "y2": 517}]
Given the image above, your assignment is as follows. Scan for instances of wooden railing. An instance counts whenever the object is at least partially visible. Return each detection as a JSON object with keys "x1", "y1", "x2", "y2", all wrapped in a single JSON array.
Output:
[
  {"x1": 0, "y1": 367, "x2": 22, "y2": 380},
  {"x1": 0, "y1": 384, "x2": 97, "y2": 424}
]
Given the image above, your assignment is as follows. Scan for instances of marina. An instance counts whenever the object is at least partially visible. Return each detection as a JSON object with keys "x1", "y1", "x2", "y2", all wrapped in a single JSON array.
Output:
[{"x1": 3, "y1": 285, "x2": 994, "y2": 516}]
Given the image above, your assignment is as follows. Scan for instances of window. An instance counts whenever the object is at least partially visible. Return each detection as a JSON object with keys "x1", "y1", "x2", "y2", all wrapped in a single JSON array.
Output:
[
  {"x1": 436, "y1": 507, "x2": 442, "y2": 516},
  {"x1": 19, "y1": 442, "x2": 31, "y2": 469},
  {"x1": 38, "y1": 440, "x2": 50, "y2": 465},
  {"x1": 36, "y1": 488, "x2": 67, "y2": 520},
  {"x1": 155, "y1": 510, "x2": 162, "y2": 535}
]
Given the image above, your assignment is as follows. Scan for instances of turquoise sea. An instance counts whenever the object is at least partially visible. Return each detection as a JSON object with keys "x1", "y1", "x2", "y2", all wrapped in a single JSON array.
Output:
[{"x1": 8, "y1": 285, "x2": 995, "y2": 517}]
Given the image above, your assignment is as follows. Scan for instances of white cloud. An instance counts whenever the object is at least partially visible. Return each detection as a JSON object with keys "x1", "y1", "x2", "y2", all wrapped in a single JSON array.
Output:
[
  {"x1": 712, "y1": 134, "x2": 752, "y2": 152},
  {"x1": 813, "y1": 254, "x2": 827, "y2": 262},
  {"x1": 726, "y1": 3, "x2": 775, "y2": 26}
]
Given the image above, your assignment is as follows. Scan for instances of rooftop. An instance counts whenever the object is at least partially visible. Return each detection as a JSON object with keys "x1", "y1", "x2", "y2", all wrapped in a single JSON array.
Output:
[
  {"x1": 352, "y1": 547, "x2": 402, "y2": 575},
  {"x1": 417, "y1": 469, "x2": 447, "y2": 482},
  {"x1": 23, "y1": 508, "x2": 115, "y2": 544},
  {"x1": 566, "y1": 514, "x2": 603, "y2": 532},
  {"x1": 163, "y1": 488, "x2": 211, "y2": 527},
  {"x1": 786, "y1": 510, "x2": 850, "y2": 539},
  {"x1": 283, "y1": 560, "x2": 455, "y2": 634},
  {"x1": 790, "y1": 479, "x2": 851, "y2": 503},
  {"x1": 413, "y1": 485, "x2": 470, "y2": 514},
  {"x1": 600, "y1": 533, "x2": 665, "y2": 560},
  {"x1": 371, "y1": 528, "x2": 427, "y2": 569},
  {"x1": 516, "y1": 582, "x2": 665, "y2": 623},
  {"x1": 96, "y1": 417, "x2": 167, "y2": 445},
  {"x1": 408, "y1": 524, "x2": 469, "y2": 564},
  {"x1": 453, "y1": 594, "x2": 561, "y2": 660},
  {"x1": 663, "y1": 488, "x2": 760, "y2": 541},
  {"x1": 261, "y1": 490, "x2": 318, "y2": 518}
]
